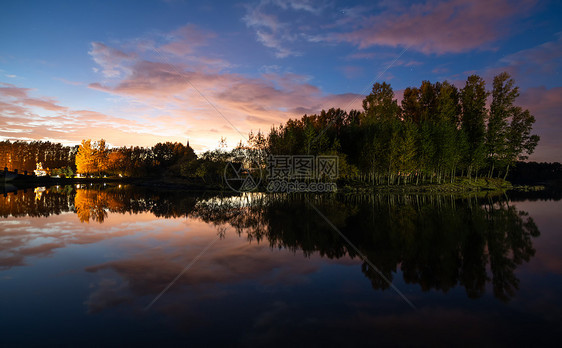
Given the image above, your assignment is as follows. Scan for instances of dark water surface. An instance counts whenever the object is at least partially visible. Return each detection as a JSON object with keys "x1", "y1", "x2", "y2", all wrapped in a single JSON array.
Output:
[{"x1": 1, "y1": 185, "x2": 561, "y2": 346}]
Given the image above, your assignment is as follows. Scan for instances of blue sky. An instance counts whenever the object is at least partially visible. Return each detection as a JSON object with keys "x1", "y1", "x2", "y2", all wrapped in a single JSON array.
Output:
[{"x1": 1, "y1": 0, "x2": 561, "y2": 161}]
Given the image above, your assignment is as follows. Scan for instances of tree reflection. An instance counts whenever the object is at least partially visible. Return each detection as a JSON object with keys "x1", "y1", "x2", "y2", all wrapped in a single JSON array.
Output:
[
  {"x1": 0, "y1": 185, "x2": 201, "y2": 223},
  {"x1": 190, "y1": 193, "x2": 540, "y2": 302},
  {"x1": 0, "y1": 186, "x2": 541, "y2": 302}
]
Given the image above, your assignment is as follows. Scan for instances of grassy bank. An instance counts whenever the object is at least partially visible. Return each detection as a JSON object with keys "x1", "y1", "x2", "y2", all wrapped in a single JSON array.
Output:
[
  {"x1": 337, "y1": 177, "x2": 519, "y2": 194},
  {"x1": 4, "y1": 175, "x2": 547, "y2": 195}
]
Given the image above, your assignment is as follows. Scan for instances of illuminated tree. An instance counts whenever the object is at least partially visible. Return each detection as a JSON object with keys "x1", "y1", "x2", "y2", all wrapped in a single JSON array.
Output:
[
  {"x1": 76, "y1": 140, "x2": 95, "y2": 175},
  {"x1": 93, "y1": 139, "x2": 109, "y2": 176},
  {"x1": 75, "y1": 139, "x2": 108, "y2": 176},
  {"x1": 107, "y1": 150, "x2": 127, "y2": 175}
]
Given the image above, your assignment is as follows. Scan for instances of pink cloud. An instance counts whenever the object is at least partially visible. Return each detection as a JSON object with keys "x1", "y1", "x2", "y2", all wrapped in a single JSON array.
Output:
[
  {"x1": 0, "y1": 83, "x2": 31, "y2": 99},
  {"x1": 85, "y1": 38, "x2": 362, "y2": 149},
  {"x1": 335, "y1": 0, "x2": 537, "y2": 54},
  {"x1": 0, "y1": 81, "x2": 194, "y2": 148},
  {"x1": 160, "y1": 24, "x2": 216, "y2": 57},
  {"x1": 0, "y1": 82, "x2": 67, "y2": 112},
  {"x1": 21, "y1": 98, "x2": 67, "y2": 111},
  {"x1": 2, "y1": 23, "x2": 366, "y2": 152}
]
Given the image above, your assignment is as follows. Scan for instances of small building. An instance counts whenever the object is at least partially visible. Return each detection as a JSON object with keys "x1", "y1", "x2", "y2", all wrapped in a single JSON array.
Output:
[{"x1": 34, "y1": 162, "x2": 47, "y2": 177}]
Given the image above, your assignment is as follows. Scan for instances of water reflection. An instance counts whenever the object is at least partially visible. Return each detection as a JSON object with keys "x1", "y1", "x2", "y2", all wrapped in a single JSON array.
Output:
[{"x1": 0, "y1": 185, "x2": 540, "y2": 304}]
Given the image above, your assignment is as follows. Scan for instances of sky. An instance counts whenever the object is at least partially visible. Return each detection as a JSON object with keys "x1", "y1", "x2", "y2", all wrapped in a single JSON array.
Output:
[{"x1": 0, "y1": 0, "x2": 561, "y2": 161}]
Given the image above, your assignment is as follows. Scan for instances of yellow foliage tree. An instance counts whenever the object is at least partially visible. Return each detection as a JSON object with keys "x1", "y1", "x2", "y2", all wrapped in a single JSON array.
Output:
[
  {"x1": 76, "y1": 140, "x2": 94, "y2": 175},
  {"x1": 75, "y1": 139, "x2": 109, "y2": 176}
]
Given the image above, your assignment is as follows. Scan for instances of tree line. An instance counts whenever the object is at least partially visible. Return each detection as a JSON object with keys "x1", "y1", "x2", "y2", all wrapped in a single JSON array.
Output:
[
  {"x1": 1, "y1": 72, "x2": 541, "y2": 185},
  {"x1": 264, "y1": 72, "x2": 539, "y2": 184},
  {"x1": 0, "y1": 138, "x2": 198, "y2": 178},
  {"x1": 0, "y1": 140, "x2": 77, "y2": 174},
  {"x1": 74, "y1": 139, "x2": 197, "y2": 177}
]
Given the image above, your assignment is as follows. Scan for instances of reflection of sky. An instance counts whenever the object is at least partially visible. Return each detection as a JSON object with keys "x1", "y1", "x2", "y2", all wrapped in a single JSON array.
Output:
[
  {"x1": 512, "y1": 200, "x2": 562, "y2": 275},
  {"x1": 1, "y1": 200, "x2": 561, "y2": 345}
]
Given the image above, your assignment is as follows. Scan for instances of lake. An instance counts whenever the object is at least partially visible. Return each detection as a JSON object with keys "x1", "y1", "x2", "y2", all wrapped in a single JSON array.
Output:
[{"x1": 1, "y1": 185, "x2": 561, "y2": 346}]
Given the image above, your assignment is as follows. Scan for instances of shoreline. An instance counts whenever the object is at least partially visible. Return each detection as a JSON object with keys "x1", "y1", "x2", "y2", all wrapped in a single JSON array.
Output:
[{"x1": 1, "y1": 175, "x2": 551, "y2": 195}]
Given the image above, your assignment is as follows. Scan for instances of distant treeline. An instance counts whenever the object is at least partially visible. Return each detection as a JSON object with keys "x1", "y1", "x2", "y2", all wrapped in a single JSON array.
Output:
[
  {"x1": 73, "y1": 139, "x2": 197, "y2": 177},
  {"x1": 507, "y1": 161, "x2": 562, "y2": 185},
  {"x1": 0, "y1": 141, "x2": 77, "y2": 173},
  {"x1": 0, "y1": 139, "x2": 197, "y2": 178}
]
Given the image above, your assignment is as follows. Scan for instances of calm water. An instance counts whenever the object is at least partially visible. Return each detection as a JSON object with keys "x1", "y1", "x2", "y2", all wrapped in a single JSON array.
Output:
[{"x1": 1, "y1": 185, "x2": 561, "y2": 346}]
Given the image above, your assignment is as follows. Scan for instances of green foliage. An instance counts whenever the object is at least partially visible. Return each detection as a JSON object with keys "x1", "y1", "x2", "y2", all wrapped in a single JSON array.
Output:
[
  {"x1": 363, "y1": 82, "x2": 400, "y2": 122},
  {"x1": 261, "y1": 72, "x2": 539, "y2": 185},
  {"x1": 461, "y1": 74, "x2": 489, "y2": 174},
  {"x1": 51, "y1": 166, "x2": 74, "y2": 178}
]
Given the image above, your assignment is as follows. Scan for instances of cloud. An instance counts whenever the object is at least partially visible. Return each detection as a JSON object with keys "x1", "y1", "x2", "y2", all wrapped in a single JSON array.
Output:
[
  {"x1": 85, "y1": 35, "x2": 362, "y2": 149},
  {"x1": 486, "y1": 32, "x2": 562, "y2": 87},
  {"x1": 159, "y1": 24, "x2": 216, "y2": 57},
  {"x1": 500, "y1": 32, "x2": 562, "y2": 74},
  {"x1": 88, "y1": 42, "x2": 136, "y2": 78},
  {"x1": 0, "y1": 83, "x2": 67, "y2": 112},
  {"x1": 0, "y1": 83, "x2": 31, "y2": 99},
  {"x1": 332, "y1": 0, "x2": 537, "y2": 55},
  {"x1": 2, "y1": 22, "x2": 364, "y2": 151},
  {"x1": 242, "y1": 0, "x2": 331, "y2": 58},
  {"x1": 21, "y1": 98, "x2": 67, "y2": 111},
  {"x1": 272, "y1": 0, "x2": 325, "y2": 14},
  {"x1": 243, "y1": 5, "x2": 298, "y2": 58},
  {"x1": 0, "y1": 81, "x2": 191, "y2": 147}
]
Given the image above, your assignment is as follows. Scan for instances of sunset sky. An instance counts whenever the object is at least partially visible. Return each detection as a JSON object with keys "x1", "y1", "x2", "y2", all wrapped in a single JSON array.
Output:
[{"x1": 1, "y1": 0, "x2": 561, "y2": 161}]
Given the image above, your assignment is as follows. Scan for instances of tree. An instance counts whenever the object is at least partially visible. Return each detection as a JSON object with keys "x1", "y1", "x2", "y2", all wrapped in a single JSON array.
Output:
[
  {"x1": 401, "y1": 87, "x2": 421, "y2": 124},
  {"x1": 419, "y1": 81, "x2": 438, "y2": 123},
  {"x1": 94, "y1": 139, "x2": 109, "y2": 176},
  {"x1": 75, "y1": 139, "x2": 108, "y2": 176},
  {"x1": 107, "y1": 150, "x2": 127, "y2": 176},
  {"x1": 76, "y1": 140, "x2": 96, "y2": 175},
  {"x1": 486, "y1": 72, "x2": 519, "y2": 177},
  {"x1": 503, "y1": 107, "x2": 540, "y2": 178},
  {"x1": 363, "y1": 82, "x2": 400, "y2": 122},
  {"x1": 435, "y1": 81, "x2": 462, "y2": 182},
  {"x1": 258, "y1": 74, "x2": 539, "y2": 186},
  {"x1": 396, "y1": 121, "x2": 418, "y2": 183},
  {"x1": 461, "y1": 75, "x2": 489, "y2": 178}
]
